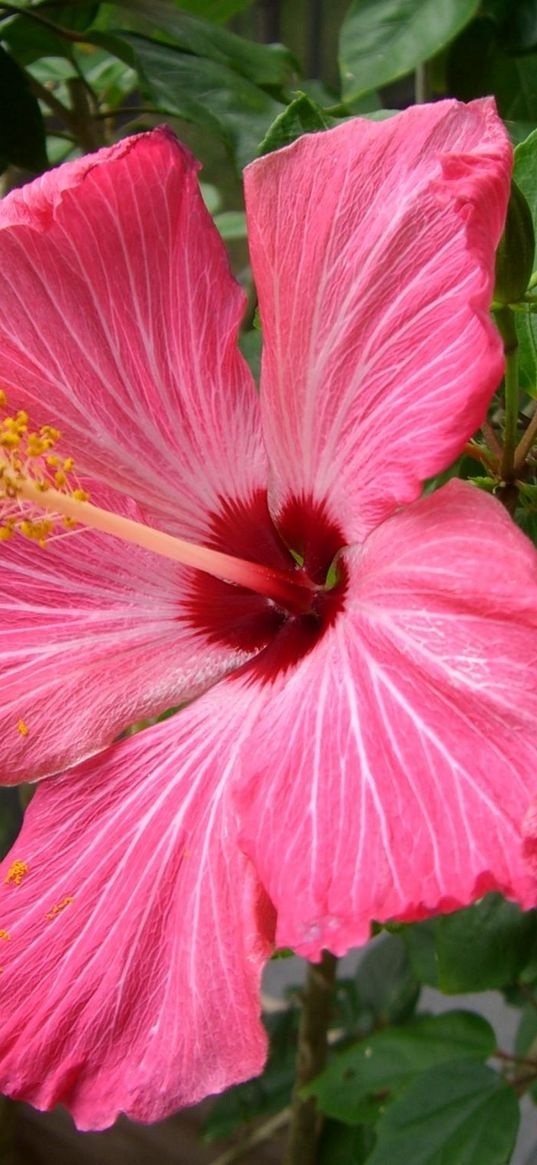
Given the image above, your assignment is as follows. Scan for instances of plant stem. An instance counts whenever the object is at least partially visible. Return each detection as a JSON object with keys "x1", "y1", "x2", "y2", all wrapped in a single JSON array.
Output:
[
  {"x1": 414, "y1": 62, "x2": 428, "y2": 104},
  {"x1": 210, "y1": 1107, "x2": 290, "y2": 1165},
  {"x1": 67, "y1": 76, "x2": 103, "y2": 152},
  {"x1": 283, "y1": 952, "x2": 338, "y2": 1165},
  {"x1": 514, "y1": 406, "x2": 537, "y2": 473},
  {"x1": 496, "y1": 306, "x2": 520, "y2": 481},
  {"x1": 0, "y1": 1097, "x2": 17, "y2": 1165}
]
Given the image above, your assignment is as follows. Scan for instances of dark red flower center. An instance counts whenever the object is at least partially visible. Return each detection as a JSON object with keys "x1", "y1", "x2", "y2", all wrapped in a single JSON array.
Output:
[{"x1": 184, "y1": 489, "x2": 348, "y2": 679}]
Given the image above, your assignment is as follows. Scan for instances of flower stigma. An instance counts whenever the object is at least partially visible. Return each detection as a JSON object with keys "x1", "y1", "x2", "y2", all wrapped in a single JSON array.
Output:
[{"x1": 0, "y1": 392, "x2": 337, "y2": 617}]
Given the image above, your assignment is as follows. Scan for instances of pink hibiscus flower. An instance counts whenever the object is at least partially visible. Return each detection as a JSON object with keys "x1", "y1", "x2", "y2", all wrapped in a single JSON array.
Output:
[{"x1": 0, "y1": 97, "x2": 535, "y2": 1131}]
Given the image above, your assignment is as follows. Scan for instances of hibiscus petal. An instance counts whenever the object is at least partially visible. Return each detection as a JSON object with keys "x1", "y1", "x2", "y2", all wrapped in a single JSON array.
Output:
[
  {"x1": 0, "y1": 683, "x2": 273, "y2": 1129},
  {"x1": 236, "y1": 482, "x2": 537, "y2": 959},
  {"x1": 245, "y1": 99, "x2": 511, "y2": 541},
  {"x1": 0, "y1": 129, "x2": 264, "y2": 540},
  {"x1": 0, "y1": 483, "x2": 261, "y2": 784}
]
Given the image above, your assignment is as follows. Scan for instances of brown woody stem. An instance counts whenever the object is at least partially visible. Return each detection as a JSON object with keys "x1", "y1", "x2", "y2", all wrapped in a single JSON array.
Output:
[{"x1": 283, "y1": 952, "x2": 338, "y2": 1165}]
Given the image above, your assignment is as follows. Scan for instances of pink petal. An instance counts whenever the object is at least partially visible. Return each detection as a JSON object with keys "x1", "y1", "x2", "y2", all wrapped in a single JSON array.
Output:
[
  {"x1": 0, "y1": 683, "x2": 273, "y2": 1129},
  {"x1": 0, "y1": 482, "x2": 262, "y2": 784},
  {"x1": 0, "y1": 129, "x2": 264, "y2": 541},
  {"x1": 245, "y1": 99, "x2": 511, "y2": 541},
  {"x1": 236, "y1": 482, "x2": 537, "y2": 959}
]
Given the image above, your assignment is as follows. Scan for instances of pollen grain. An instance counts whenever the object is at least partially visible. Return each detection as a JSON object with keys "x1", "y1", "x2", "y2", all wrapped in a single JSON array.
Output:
[
  {"x1": 5, "y1": 860, "x2": 29, "y2": 886},
  {"x1": 46, "y1": 896, "x2": 74, "y2": 921}
]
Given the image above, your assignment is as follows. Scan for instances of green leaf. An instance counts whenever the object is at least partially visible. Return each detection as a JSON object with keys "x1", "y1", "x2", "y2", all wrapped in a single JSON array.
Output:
[
  {"x1": 435, "y1": 896, "x2": 537, "y2": 993},
  {"x1": 366, "y1": 1061, "x2": 519, "y2": 1165},
  {"x1": 516, "y1": 310, "x2": 537, "y2": 398},
  {"x1": 354, "y1": 934, "x2": 419, "y2": 1026},
  {"x1": 468, "y1": 476, "x2": 498, "y2": 492},
  {"x1": 111, "y1": 0, "x2": 296, "y2": 87},
  {"x1": 339, "y1": 0, "x2": 479, "y2": 103},
  {"x1": 318, "y1": 1121, "x2": 375, "y2": 1164},
  {"x1": 399, "y1": 918, "x2": 439, "y2": 986},
  {"x1": 0, "y1": 45, "x2": 47, "y2": 171},
  {"x1": 92, "y1": 30, "x2": 284, "y2": 167},
  {"x1": 2, "y1": 3, "x2": 99, "y2": 65},
  {"x1": 515, "y1": 127, "x2": 537, "y2": 243},
  {"x1": 257, "y1": 92, "x2": 330, "y2": 156},
  {"x1": 448, "y1": 17, "x2": 537, "y2": 120},
  {"x1": 141, "y1": 0, "x2": 255, "y2": 19},
  {"x1": 494, "y1": 180, "x2": 535, "y2": 303},
  {"x1": 304, "y1": 1011, "x2": 495, "y2": 1125}
]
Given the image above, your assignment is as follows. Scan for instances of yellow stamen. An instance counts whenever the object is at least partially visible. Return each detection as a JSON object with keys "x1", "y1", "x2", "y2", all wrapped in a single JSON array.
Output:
[
  {"x1": 0, "y1": 393, "x2": 92, "y2": 551},
  {"x1": 46, "y1": 896, "x2": 74, "y2": 920},
  {"x1": 0, "y1": 930, "x2": 10, "y2": 941},
  {"x1": 5, "y1": 860, "x2": 29, "y2": 886},
  {"x1": 17, "y1": 720, "x2": 29, "y2": 737}
]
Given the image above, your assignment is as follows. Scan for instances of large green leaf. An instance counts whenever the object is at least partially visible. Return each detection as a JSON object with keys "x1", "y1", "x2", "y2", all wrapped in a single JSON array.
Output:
[
  {"x1": 366, "y1": 1062, "x2": 519, "y2": 1165},
  {"x1": 0, "y1": 44, "x2": 47, "y2": 171},
  {"x1": 434, "y1": 896, "x2": 537, "y2": 992},
  {"x1": 399, "y1": 918, "x2": 439, "y2": 986},
  {"x1": 144, "y1": 0, "x2": 255, "y2": 18},
  {"x1": 318, "y1": 1121, "x2": 375, "y2": 1164},
  {"x1": 110, "y1": 0, "x2": 295, "y2": 87},
  {"x1": 1, "y1": 3, "x2": 99, "y2": 64},
  {"x1": 91, "y1": 30, "x2": 284, "y2": 168},
  {"x1": 402, "y1": 897, "x2": 537, "y2": 991},
  {"x1": 339, "y1": 0, "x2": 479, "y2": 103},
  {"x1": 304, "y1": 1011, "x2": 495, "y2": 1125},
  {"x1": 354, "y1": 933, "x2": 419, "y2": 1026}
]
